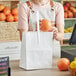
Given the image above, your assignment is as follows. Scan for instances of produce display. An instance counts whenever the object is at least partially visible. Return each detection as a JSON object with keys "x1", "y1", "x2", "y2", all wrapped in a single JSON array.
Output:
[
  {"x1": 64, "y1": 27, "x2": 73, "y2": 33},
  {"x1": 0, "y1": 4, "x2": 18, "y2": 22},
  {"x1": 57, "y1": 57, "x2": 76, "y2": 76},
  {"x1": 64, "y1": 2, "x2": 76, "y2": 18}
]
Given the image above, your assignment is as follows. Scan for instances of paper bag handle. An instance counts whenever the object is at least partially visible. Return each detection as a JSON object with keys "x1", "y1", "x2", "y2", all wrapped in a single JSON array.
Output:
[
  {"x1": 36, "y1": 11, "x2": 40, "y2": 32},
  {"x1": 36, "y1": 11, "x2": 40, "y2": 43}
]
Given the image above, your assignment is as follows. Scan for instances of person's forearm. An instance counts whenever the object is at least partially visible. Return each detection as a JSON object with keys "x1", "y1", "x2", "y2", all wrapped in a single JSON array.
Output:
[{"x1": 56, "y1": 24, "x2": 64, "y2": 41}]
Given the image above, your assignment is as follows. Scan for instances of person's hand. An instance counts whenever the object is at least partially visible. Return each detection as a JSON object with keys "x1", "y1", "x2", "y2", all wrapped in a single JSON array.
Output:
[{"x1": 52, "y1": 27, "x2": 64, "y2": 41}]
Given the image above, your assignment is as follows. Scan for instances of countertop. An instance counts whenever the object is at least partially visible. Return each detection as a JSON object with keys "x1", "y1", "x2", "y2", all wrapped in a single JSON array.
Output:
[{"x1": 10, "y1": 59, "x2": 70, "y2": 76}]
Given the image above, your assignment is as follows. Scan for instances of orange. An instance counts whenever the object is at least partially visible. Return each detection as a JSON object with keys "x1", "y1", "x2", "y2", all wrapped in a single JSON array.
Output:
[
  {"x1": 3, "y1": 7, "x2": 11, "y2": 15},
  {"x1": 11, "y1": 8, "x2": 18, "y2": 15},
  {"x1": 40, "y1": 19, "x2": 52, "y2": 32},
  {"x1": 6, "y1": 14, "x2": 14, "y2": 22},
  {"x1": 57, "y1": 58, "x2": 70, "y2": 71}
]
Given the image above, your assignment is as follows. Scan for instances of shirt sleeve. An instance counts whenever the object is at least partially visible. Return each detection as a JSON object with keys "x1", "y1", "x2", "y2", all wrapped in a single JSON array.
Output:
[
  {"x1": 18, "y1": 3, "x2": 29, "y2": 31},
  {"x1": 55, "y1": 3, "x2": 64, "y2": 26}
]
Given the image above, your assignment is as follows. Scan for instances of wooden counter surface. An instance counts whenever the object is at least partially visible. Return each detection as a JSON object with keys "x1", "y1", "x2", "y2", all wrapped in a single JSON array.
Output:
[{"x1": 10, "y1": 59, "x2": 70, "y2": 76}]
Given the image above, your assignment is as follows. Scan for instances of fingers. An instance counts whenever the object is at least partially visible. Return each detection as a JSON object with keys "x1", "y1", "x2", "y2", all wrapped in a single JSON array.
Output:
[
  {"x1": 53, "y1": 31, "x2": 57, "y2": 38},
  {"x1": 53, "y1": 27, "x2": 58, "y2": 39},
  {"x1": 39, "y1": 20, "x2": 42, "y2": 29},
  {"x1": 53, "y1": 33, "x2": 62, "y2": 41},
  {"x1": 53, "y1": 27, "x2": 61, "y2": 41},
  {"x1": 39, "y1": 20, "x2": 42, "y2": 25},
  {"x1": 52, "y1": 27, "x2": 58, "y2": 32}
]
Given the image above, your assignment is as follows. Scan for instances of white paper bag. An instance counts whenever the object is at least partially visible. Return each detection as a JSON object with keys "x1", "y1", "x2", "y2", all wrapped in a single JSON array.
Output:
[{"x1": 20, "y1": 32, "x2": 53, "y2": 70}]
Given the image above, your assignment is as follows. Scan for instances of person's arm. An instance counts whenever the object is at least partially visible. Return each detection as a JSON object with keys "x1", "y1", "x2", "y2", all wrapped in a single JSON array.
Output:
[
  {"x1": 53, "y1": 3, "x2": 64, "y2": 41},
  {"x1": 18, "y1": 3, "x2": 29, "y2": 41}
]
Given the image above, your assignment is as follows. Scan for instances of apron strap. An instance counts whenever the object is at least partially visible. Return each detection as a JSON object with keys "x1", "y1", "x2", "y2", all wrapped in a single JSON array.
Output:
[
  {"x1": 26, "y1": 1, "x2": 34, "y2": 13},
  {"x1": 26, "y1": 1, "x2": 32, "y2": 9},
  {"x1": 50, "y1": 1, "x2": 54, "y2": 11}
]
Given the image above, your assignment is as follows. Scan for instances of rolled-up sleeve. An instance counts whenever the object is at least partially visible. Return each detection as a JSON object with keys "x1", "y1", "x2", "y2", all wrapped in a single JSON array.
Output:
[
  {"x1": 18, "y1": 3, "x2": 29, "y2": 31},
  {"x1": 55, "y1": 3, "x2": 64, "y2": 26}
]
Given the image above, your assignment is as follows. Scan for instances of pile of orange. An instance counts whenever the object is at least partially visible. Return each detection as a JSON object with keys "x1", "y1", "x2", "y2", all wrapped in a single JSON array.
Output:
[{"x1": 0, "y1": 4, "x2": 18, "y2": 22}]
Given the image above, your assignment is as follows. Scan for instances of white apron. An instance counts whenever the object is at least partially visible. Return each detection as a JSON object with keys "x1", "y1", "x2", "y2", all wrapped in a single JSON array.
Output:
[{"x1": 28, "y1": 3, "x2": 61, "y2": 58}]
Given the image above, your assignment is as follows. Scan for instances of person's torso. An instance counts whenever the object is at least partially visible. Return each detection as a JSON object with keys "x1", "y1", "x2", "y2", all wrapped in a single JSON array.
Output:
[{"x1": 26, "y1": 1, "x2": 56, "y2": 31}]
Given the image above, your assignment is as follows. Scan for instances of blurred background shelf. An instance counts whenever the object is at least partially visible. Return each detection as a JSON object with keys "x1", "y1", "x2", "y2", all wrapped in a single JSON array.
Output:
[
  {"x1": 60, "y1": 0, "x2": 76, "y2": 45},
  {"x1": 65, "y1": 18, "x2": 76, "y2": 20},
  {"x1": 64, "y1": 33, "x2": 72, "y2": 40},
  {"x1": 0, "y1": 0, "x2": 20, "y2": 42},
  {"x1": 0, "y1": 0, "x2": 20, "y2": 60}
]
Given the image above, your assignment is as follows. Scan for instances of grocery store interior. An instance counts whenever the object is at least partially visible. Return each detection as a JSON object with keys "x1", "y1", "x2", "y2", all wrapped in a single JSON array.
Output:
[{"x1": 0, "y1": 0, "x2": 76, "y2": 76}]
